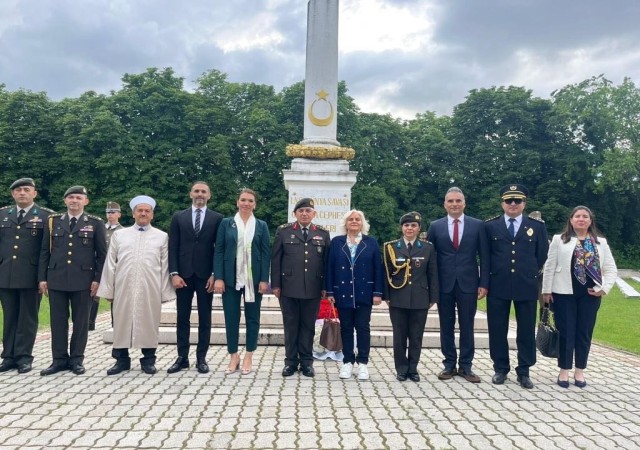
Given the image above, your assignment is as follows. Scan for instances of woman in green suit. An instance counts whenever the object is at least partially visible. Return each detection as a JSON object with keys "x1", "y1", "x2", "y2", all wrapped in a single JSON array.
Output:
[{"x1": 213, "y1": 189, "x2": 271, "y2": 375}]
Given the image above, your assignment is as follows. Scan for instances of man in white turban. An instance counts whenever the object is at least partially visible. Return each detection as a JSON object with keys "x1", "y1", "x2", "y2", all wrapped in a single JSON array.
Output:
[{"x1": 97, "y1": 195, "x2": 175, "y2": 375}]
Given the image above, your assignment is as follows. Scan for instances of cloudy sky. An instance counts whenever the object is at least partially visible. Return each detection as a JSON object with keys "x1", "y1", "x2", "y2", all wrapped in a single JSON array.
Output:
[{"x1": 1, "y1": 0, "x2": 639, "y2": 119}]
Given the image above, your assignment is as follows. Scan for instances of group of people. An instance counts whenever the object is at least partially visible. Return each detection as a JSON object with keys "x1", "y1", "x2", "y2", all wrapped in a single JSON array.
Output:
[{"x1": 0, "y1": 177, "x2": 617, "y2": 389}]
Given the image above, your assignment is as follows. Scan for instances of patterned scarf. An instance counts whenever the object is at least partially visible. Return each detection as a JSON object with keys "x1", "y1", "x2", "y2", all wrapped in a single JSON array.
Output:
[{"x1": 573, "y1": 235, "x2": 603, "y2": 286}]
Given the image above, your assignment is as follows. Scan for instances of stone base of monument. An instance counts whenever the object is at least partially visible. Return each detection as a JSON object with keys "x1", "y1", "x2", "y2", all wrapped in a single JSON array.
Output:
[{"x1": 103, "y1": 295, "x2": 516, "y2": 349}]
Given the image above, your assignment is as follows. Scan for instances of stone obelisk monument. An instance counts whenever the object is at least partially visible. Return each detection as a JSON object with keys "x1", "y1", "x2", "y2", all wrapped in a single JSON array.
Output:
[{"x1": 283, "y1": 0, "x2": 357, "y2": 236}]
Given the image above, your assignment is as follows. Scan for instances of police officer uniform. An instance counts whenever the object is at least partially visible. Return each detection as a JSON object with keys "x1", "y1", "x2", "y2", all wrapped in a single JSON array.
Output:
[
  {"x1": 383, "y1": 212, "x2": 439, "y2": 382},
  {"x1": 270, "y1": 198, "x2": 330, "y2": 377},
  {"x1": 89, "y1": 201, "x2": 122, "y2": 331},
  {"x1": 38, "y1": 186, "x2": 108, "y2": 375},
  {"x1": 0, "y1": 178, "x2": 54, "y2": 373},
  {"x1": 485, "y1": 184, "x2": 548, "y2": 388}
]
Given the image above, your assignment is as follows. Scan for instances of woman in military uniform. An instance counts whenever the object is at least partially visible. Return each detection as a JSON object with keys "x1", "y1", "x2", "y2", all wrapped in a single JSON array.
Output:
[{"x1": 383, "y1": 212, "x2": 439, "y2": 382}]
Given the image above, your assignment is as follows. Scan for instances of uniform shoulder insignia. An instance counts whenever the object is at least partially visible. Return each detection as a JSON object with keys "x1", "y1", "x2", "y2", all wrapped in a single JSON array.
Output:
[
  {"x1": 384, "y1": 239, "x2": 400, "y2": 246},
  {"x1": 39, "y1": 207, "x2": 56, "y2": 213},
  {"x1": 0, "y1": 205, "x2": 10, "y2": 211},
  {"x1": 87, "y1": 214, "x2": 104, "y2": 221},
  {"x1": 485, "y1": 215, "x2": 501, "y2": 222},
  {"x1": 528, "y1": 216, "x2": 545, "y2": 223},
  {"x1": 278, "y1": 222, "x2": 294, "y2": 230},
  {"x1": 314, "y1": 224, "x2": 327, "y2": 231},
  {"x1": 418, "y1": 238, "x2": 432, "y2": 245},
  {"x1": 50, "y1": 213, "x2": 64, "y2": 218}
]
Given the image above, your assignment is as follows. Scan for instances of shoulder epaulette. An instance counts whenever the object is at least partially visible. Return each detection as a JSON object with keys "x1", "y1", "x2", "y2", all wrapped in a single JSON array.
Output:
[
  {"x1": 314, "y1": 224, "x2": 327, "y2": 231},
  {"x1": 528, "y1": 216, "x2": 545, "y2": 223},
  {"x1": 0, "y1": 205, "x2": 10, "y2": 211},
  {"x1": 38, "y1": 207, "x2": 56, "y2": 213},
  {"x1": 384, "y1": 239, "x2": 400, "y2": 246},
  {"x1": 50, "y1": 213, "x2": 64, "y2": 218},
  {"x1": 418, "y1": 238, "x2": 432, "y2": 245},
  {"x1": 87, "y1": 214, "x2": 104, "y2": 221},
  {"x1": 278, "y1": 222, "x2": 294, "y2": 229},
  {"x1": 485, "y1": 215, "x2": 501, "y2": 222}
]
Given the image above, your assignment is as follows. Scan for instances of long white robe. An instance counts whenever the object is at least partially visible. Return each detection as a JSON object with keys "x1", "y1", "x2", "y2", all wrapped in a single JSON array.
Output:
[{"x1": 97, "y1": 226, "x2": 175, "y2": 349}]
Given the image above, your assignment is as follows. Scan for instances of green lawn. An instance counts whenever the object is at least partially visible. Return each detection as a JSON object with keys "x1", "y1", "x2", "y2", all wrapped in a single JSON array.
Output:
[
  {"x1": 0, "y1": 296, "x2": 111, "y2": 336},
  {"x1": 478, "y1": 284, "x2": 639, "y2": 354}
]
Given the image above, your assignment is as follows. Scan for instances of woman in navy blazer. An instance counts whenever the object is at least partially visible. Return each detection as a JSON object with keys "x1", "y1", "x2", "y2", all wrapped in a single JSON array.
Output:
[
  {"x1": 542, "y1": 206, "x2": 617, "y2": 388},
  {"x1": 326, "y1": 210, "x2": 384, "y2": 380},
  {"x1": 213, "y1": 189, "x2": 271, "y2": 375}
]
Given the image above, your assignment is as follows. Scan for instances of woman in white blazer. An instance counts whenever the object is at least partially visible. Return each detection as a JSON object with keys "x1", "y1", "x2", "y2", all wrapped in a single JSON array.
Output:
[{"x1": 542, "y1": 206, "x2": 617, "y2": 388}]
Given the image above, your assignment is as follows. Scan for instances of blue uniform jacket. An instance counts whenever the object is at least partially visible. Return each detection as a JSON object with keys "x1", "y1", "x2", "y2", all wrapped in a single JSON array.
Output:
[{"x1": 325, "y1": 234, "x2": 384, "y2": 309}]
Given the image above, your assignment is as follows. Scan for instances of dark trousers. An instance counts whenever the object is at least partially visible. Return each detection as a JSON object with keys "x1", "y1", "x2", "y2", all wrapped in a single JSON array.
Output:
[
  {"x1": 175, "y1": 276, "x2": 213, "y2": 359},
  {"x1": 552, "y1": 293, "x2": 601, "y2": 370},
  {"x1": 48, "y1": 289, "x2": 91, "y2": 366},
  {"x1": 337, "y1": 305, "x2": 372, "y2": 365},
  {"x1": 487, "y1": 296, "x2": 537, "y2": 377},
  {"x1": 439, "y1": 282, "x2": 477, "y2": 371},
  {"x1": 112, "y1": 347, "x2": 156, "y2": 366},
  {"x1": 0, "y1": 288, "x2": 40, "y2": 365},
  {"x1": 389, "y1": 306, "x2": 428, "y2": 375},
  {"x1": 222, "y1": 287, "x2": 262, "y2": 353},
  {"x1": 279, "y1": 296, "x2": 321, "y2": 367}
]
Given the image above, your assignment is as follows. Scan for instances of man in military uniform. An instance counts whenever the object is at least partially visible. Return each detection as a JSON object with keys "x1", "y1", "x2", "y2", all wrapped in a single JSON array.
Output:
[
  {"x1": 89, "y1": 201, "x2": 122, "y2": 331},
  {"x1": 383, "y1": 212, "x2": 439, "y2": 382},
  {"x1": 0, "y1": 178, "x2": 54, "y2": 374},
  {"x1": 38, "y1": 186, "x2": 108, "y2": 375},
  {"x1": 271, "y1": 198, "x2": 330, "y2": 378},
  {"x1": 485, "y1": 184, "x2": 548, "y2": 389}
]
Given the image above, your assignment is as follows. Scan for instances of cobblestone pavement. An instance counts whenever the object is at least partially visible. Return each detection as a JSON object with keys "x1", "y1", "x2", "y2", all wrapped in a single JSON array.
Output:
[{"x1": 0, "y1": 316, "x2": 639, "y2": 450}]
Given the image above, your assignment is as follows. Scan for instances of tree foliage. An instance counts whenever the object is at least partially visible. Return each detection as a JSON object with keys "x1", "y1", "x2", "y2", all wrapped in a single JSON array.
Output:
[{"x1": 0, "y1": 70, "x2": 638, "y2": 266}]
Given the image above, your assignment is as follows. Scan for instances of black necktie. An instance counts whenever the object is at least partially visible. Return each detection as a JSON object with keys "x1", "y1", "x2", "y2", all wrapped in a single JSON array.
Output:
[
  {"x1": 508, "y1": 218, "x2": 516, "y2": 238},
  {"x1": 195, "y1": 209, "x2": 202, "y2": 235},
  {"x1": 18, "y1": 209, "x2": 25, "y2": 222},
  {"x1": 70, "y1": 217, "x2": 77, "y2": 230},
  {"x1": 302, "y1": 227, "x2": 308, "y2": 241},
  {"x1": 407, "y1": 242, "x2": 413, "y2": 253}
]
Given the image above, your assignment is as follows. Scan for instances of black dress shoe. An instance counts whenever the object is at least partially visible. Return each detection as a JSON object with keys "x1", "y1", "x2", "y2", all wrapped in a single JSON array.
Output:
[
  {"x1": 107, "y1": 362, "x2": 131, "y2": 376},
  {"x1": 71, "y1": 364, "x2": 86, "y2": 375},
  {"x1": 40, "y1": 364, "x2": 68, "y2": 376},
  {"x1": 141, "y1": 364, "x2": 157, "y2": 374},
  {"x1": 167, "y1": 357, "x2": 189, "y2": 374},
  {"x1": 196, "y1": 359, "x2": 209, "y2": 374},
  {"x1": 517, "y1": 375, "x2": 534, "y2": 389},
  {"x1": 492, "y1": 372, "x2": 508, "y2": 385},
  {"x1": 408, "y1": 373, "x2": 421, "y2": 382},
  {"x1": 88, "y1": 323, "x2": 96, "y2": 331},
  {"x1": 17, "y1": 363, "x2": 32, "y2": 374},
  {"x1": 282, "y1": 365, "x2": 298, "y2": 377},
  {"x1": 396, "y1": 373, "x2": 408, "y2": 381},
  {"x1": 437, "y1": 368, "x2": 456, "y2": 380},
  {"x1": 300, "y1": 365, "x2": 315, "y2": 377},
  {"x1": 0, "y1": 361, "x2": 18, "y2": 373}
]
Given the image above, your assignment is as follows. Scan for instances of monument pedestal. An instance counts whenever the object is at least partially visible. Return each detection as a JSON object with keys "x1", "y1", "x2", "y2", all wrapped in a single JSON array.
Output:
[{"x1": 283, "y1": 158, "x2": 357, "y2": 235}]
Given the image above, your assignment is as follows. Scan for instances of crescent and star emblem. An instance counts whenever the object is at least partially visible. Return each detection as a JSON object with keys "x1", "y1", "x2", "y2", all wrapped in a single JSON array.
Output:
[{"x1": 307, "y1": 89, "x2": 334, "y2": 127}]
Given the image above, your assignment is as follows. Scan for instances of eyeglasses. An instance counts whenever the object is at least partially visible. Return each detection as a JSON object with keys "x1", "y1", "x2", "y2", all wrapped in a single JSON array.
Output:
[{"x1": 503, "y1": 198, "x2": 524, "y2": 205}]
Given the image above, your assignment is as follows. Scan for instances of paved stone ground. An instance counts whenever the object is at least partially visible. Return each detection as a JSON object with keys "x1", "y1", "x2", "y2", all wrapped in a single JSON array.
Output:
[{"x1": 0, "y1": 315, "x2": 639, "y2": 450}]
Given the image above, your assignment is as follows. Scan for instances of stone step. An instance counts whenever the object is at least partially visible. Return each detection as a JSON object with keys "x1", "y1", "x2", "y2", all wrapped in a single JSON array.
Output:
[
  {"x1": 102, "y1": 327, "x2": 500, "y2": 349},
  {"x1": 615, "y1": 277, "x2": 640, "y2": 298}
]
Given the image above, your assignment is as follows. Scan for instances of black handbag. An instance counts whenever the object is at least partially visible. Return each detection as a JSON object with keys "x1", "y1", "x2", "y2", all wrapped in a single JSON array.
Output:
[{"x1": 536, "y1": 305, "x2": 559, "y2": 358}]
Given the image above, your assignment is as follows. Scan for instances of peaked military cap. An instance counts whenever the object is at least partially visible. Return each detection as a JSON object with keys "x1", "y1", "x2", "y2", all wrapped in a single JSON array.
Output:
[
  {"x1": 294, "y1": 198, "x2": 315, "y2": 212},
  {"x1": 400, "y1": 211, "x2": 422, "y2": 226},
  {"x1": 10, "y1": 178, "x2": 36, "y2": 190},
  {"x1": 105, "y1": 201, "x2": 121, "y2": 212},
  {"x1": 500, "y1": 184, "x2": 528, "y2": 200},
  {"x1": 64, "y1": 185, "x2": 88, "y2": 197}
]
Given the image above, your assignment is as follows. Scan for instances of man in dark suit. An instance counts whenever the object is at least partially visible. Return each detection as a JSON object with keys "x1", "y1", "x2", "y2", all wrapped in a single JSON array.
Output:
[
  {"x1": 89, "y1": 201, "x2": 122, "y2": 331},
  {"x1": 383, "y1": 212, "x2": 439, "y2": 382},
  {"x1": 485, "y1": 184, "x2": 548, "y2": 389},
  {"x1": 39, "y1": 186, "x2": 107, "y2": 375},
  {"x1": 271, "y1": 198, "x2": 330, "y2": 378},
  {"x1": 167, "y1": 182, "x2": 223, "y2": 374},
  {"x1": 0, "y1": 178, "x2": 54, "y2": 374},
  {"x1": 427, "y1": 187, "x2": 489, "y2": 383}
]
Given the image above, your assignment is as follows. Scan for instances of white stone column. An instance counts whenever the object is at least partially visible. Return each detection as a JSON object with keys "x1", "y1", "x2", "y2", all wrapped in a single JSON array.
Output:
[{"x1": 302, "y1": 0, "x2": 340, "y2": 147}]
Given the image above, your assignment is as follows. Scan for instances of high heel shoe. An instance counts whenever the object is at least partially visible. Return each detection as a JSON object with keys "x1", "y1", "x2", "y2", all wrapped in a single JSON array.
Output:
[
  {"x1": 574, "y1": 378, "x2": 587, "y2": 388},
  {"x1": 225, "y1": 354, "x2": 240, "y2": 375},
  {"x1": 557, "y1": 376, "x2": 569, "y2": 388},
  {"x1": 241, "y1": 353, "x2": 253, "y2": 375}
]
